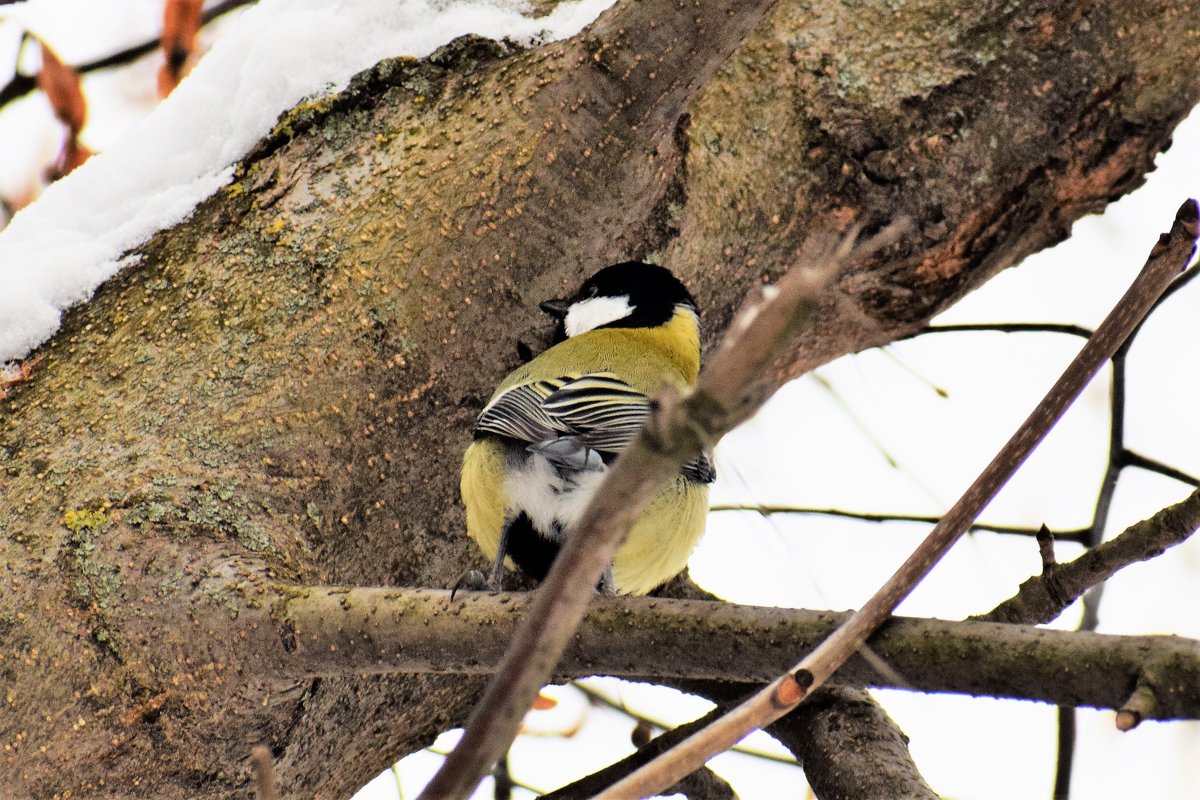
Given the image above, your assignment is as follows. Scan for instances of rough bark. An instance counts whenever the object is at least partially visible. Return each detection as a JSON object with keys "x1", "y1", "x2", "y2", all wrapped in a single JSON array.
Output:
[
  {"x1": 1, "y1": 0, "x2": 1198, "y2": 797},
  {"x1": 280, "y1": 587, "x2": 1200, "y2": 719},
  {"x1": 770, "y1": 685, "x2": 938, "y2": 800}
]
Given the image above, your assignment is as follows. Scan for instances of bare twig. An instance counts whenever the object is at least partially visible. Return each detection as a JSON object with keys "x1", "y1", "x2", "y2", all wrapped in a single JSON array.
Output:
[
  {"x1": 911, "y1": 321, "x2": 1095, "y2": 340},
  {"x1": 673, "y1": 679, "x2": 937, "y2": 800},
  {"x1": 1116, "y1": 680, "x2": 1158, "y2": 732},
  {"x1": 570, "y1": 681, "x2": 797, "y2": 765},
  {"x1": 978, "y1": 488, "x2": 1200, "y2": 624},
  {"x1": 1035, "y1": 524, "x2": 1058, "y2": 572},
  {"x1": 591, "y1": 200, "x2": 1199, "y2": 799},
  {"x1": 1053, "y1": 709, "x2": 1075, "y2": 800},
  {"x1": 1123, "y1": 450, "x2": 1200, "y2": 487},
  {"x1": 1054, "y1": 240, "x2": 1199, "y2": 796},
  {"x1": 709, "y1": 504, "x2": 1092, "y2": 542},
  {"x1": 538, "y1": 706, "x2": 728, "y2": 800}
]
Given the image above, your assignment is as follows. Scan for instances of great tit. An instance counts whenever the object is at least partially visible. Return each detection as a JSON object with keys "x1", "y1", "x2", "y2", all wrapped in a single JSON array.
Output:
[{"x1": 460, "y1": 261, "x2": 714, "y2": 596}]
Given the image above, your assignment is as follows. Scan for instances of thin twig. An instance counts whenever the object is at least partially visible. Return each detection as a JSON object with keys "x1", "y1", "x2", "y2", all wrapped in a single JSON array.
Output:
[
  {"x1": 709, "y1": 504, "x2": 1092, "y2": 542},
  {"x1": 1122, "y1": 450, "x2": 1200, "y2": 487},
  {"x1": 1054, "y1": 232, "x2": 1199, "y2": 795},
  {"x1": 1052, "y1": 709, "x2": 1075, "y2": 800},
  {"x1": 978, "y1": 489, "x2": 1200, "y2": 624},
  {"x1": 591, "y1": 199, "x2": 1199, "y2": 799},
  {"x1": 570, "y1": 680, "x2": 797, "y2": 765},
  {"x1": 766, "y1": 684, "x2": 938, "y2": 800},
  {"x1": 911, "y1": 321, "x2": 1094, "y2": 340},
  {"x1": 538, "y1": 706, "x2": 727, "y2": 800},
  {"x1": 1116, "y1": 680, "x2": 1159, "y2": 731}
]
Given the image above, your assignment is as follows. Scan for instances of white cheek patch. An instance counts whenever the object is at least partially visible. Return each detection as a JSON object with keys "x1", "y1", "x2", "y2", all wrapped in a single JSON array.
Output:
[{"x1": 564, "y1": 295, "x2": 633, "y2": 337}]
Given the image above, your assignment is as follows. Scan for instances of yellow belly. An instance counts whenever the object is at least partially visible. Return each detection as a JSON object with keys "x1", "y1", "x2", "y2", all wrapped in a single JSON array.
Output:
[{"x1": 461, "y1": 439, "x2": 708, "y2": 596}]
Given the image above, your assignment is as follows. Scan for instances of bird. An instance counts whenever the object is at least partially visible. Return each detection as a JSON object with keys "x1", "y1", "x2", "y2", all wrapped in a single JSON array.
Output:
[{"x1": 460, "y1": 261, "x2": 714, "y2": 596}]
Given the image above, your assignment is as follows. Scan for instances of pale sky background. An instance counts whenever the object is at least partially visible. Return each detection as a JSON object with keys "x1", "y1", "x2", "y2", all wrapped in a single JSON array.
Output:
[{"x1": 1, "y1": 2, "x2": 1197, "y2": 798}]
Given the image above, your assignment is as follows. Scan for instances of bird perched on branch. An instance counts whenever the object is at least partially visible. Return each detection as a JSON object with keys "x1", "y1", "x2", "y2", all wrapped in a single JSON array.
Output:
[{"x1": 460, "y1": 262, "x2": 714, "y2": 596}]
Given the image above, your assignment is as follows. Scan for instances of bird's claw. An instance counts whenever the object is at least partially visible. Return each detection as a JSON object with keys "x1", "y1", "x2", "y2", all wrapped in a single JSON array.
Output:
[
  {"x1": 450, "y1": 569, "x2": 490, "y2": 600},
  {"x1": 598, "y1": 566, "x2": 617, "y2": 596}
]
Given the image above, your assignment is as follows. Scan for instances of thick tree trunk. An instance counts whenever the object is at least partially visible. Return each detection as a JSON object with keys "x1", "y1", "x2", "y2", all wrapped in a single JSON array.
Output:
[{"x1": 1, "y1": 0, "x2": 1197, "y2": 797}]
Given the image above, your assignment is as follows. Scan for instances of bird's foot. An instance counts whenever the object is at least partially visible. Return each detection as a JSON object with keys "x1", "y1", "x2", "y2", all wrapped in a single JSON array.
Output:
[
  {"x1": 450, "y1": 568, "x2": 494, "y2": 600},
  {"x1": 598, "y1": 566, "x2": 617, "y2": 596}
]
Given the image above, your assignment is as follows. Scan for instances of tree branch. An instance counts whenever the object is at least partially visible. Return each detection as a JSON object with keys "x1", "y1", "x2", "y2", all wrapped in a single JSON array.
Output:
[
  {"x1": 766, "y1": 685, "x2": 937, "y2": 800},
  {"x1": 672, "y1": 679, "x2": 938, "y2": 800},
  {"x1": 536, "y1": 704, "x2": 731, "y2": 800},
  {"x1": 978, "y1": 487, "x2": 1200, "y2": 625},
  {"x1": 549, "y1": 679, "x2": 936, "y2": 799},
  {"x1": 1123, "y1": 450, "x2": 1200, "y2": 487},
  {"x1": 275, "y1": 586, "x2": 1200, "y2": 719},
  {"x1": 710, "y1": 504, "x2": 1093, "y2": 543}
]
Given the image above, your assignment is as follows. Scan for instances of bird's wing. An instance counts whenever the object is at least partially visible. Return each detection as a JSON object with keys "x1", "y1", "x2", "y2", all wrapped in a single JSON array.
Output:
[
  {"x1": 540, "y1": 373, "x2": 650, "y2": 453},
  {"x1": 475, "y1": 371, "x2": 715, "y2": 483},
  {"x1": 473, "y1": 376, "x2": 572, "y2": 444},
  {"x1": 474, "y1": 372, "x2": 644, "y2": 451}
]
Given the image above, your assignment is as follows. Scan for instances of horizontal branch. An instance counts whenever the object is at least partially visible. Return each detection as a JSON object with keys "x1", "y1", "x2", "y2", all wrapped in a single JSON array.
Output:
[
  {"x1": 277, "y1": 586, "x2": 1200, "y2": 720},
  {"x1": 912, "y1": 322, "x2": 1095, "y2": 340},
  {"x1": 709, "y1": 504, "x2": 1092, "y2": 542}
]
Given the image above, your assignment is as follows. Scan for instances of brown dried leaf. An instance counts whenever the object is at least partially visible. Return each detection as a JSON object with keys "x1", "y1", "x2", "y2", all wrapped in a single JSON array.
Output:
[
  {"x1": 36, "y1": 40, "x2": 86, "y2": 132},
  {"x1": 159, "y1": 0, "x2": 205, "y2": 95}
]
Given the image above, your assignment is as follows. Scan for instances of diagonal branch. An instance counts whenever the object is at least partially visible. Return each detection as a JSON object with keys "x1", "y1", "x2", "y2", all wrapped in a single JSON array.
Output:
[
  {"x1": 590, "y1": 199, "x2": 1200, "y2": 799},
  {"x1": 545, "y1": 680, "x2": 937, "y2": 800},
  {"x1": 977, "y1": 487, "x2": 1200, "y2": 625},
  {"x1": 674, "y1": 679, "x2": 937, "y2": 800},
  {"x1": 536, "y1": 704, "x2": 729, "y2": 800},
  {"x1": 562, "y1": 675, "x2": 933, "y2": 799},
  {"x1": 763, "y1": 685, "x2": 937, "y2": 800},
  {"x1": 1123, "y1": 450, "x2": 1200, "y2": 487},
  {"x1": 1053, "y1": 241, "x2": 1199, "y2": 796}
]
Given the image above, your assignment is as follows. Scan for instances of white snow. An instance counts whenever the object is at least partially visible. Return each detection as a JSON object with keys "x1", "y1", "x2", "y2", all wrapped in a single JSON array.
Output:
[{"x1": 0, "y1": 0, "x2": 615, "y2": 363}]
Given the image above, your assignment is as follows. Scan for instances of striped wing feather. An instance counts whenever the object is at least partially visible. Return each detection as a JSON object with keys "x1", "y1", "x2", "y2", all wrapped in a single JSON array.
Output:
[{"x1": 475, "y1": 372, "x2": 714, "y2": 483}]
